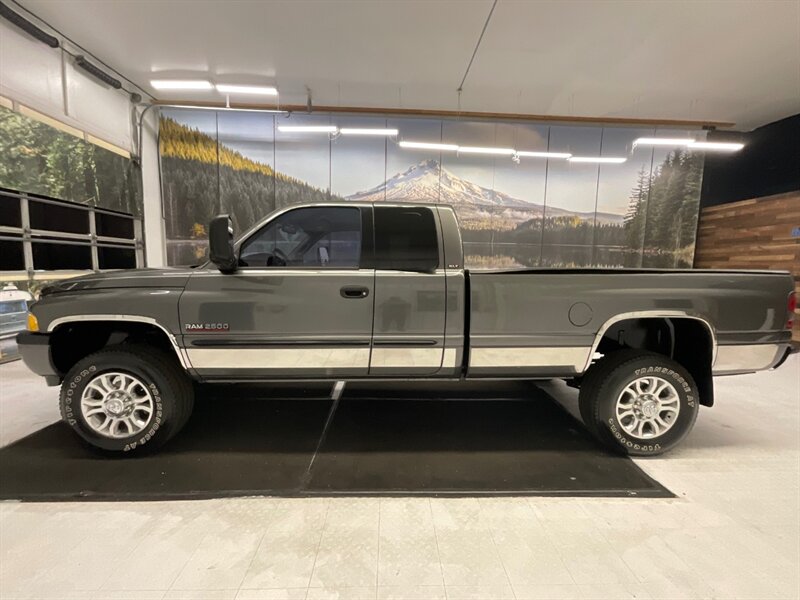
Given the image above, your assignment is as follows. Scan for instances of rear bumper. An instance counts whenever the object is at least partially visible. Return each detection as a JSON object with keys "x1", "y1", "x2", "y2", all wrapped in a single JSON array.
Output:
[
  {"x1": 15, "y1": 332, "x2": 61, "y2": 386},
  {"x1": 773, "y1": 342, "x2": 800, "y2": 370},
  {"x1": 713, "y1": 341, "x2": 793, "y2": 375}
]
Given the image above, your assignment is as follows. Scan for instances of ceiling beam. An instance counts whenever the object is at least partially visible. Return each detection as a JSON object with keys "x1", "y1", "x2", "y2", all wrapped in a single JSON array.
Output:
[{"x1": 153, "y1": 100, "x2": 735, "y2": 129}]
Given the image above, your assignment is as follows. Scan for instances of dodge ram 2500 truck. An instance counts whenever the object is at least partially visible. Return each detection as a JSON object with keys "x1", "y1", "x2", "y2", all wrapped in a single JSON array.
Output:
[{"x1": 17, "y1": 202, "x2": 796, "y2": 456}]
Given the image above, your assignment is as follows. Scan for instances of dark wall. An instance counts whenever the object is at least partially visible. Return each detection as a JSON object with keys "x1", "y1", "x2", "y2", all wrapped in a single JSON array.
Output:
[{"x1": 700, "y1": 114, "x2": 800, "y2": 207}]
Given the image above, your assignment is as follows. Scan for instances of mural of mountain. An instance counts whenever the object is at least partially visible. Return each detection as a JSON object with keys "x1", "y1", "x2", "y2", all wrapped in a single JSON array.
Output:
[
  {"x1": 157, "y1": 111, "x2": 701, "y2": 269},
  {"x1": 347, "y1": 159, "x2": 624, "y2": 225}
]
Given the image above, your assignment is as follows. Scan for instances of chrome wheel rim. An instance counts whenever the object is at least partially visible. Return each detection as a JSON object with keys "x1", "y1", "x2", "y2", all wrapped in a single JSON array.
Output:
[
  {"x1": 80, "y1": 371, "x2": 154, "y2": 439},
  {"x1": 615, "y1": 376, "x2": 680, "y2": 439}
]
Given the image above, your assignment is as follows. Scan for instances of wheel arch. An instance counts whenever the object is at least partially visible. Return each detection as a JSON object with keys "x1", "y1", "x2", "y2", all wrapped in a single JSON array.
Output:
[
  {"x1": 47, "y1": 315, "x2": 190, "y2": 376},
  {"x1": 586, "y1": 311, "x2": 716, "y2": 407}
]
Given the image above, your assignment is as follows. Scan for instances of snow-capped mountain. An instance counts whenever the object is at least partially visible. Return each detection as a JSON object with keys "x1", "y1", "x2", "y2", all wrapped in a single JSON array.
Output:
[{"x1": 347, "y1": 159, "x2": 623, "y2": 224}]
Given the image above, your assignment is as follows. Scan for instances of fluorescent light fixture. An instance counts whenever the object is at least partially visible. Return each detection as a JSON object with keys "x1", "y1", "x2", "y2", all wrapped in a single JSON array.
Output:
[
  {"x1": 399, "y1": 141, "x2": 459, "y2": 151},
  {"x1": 458, "y1": 146, "x2": 515, "y2": 156},
  {"x1": 688, "y1": 141, "x2": 744, "y2": 152},
  {"x1": 515, "y1": 151, "x2": 572, "y2": 159},
  {"x1": 569, "y1": 156, "x2": 627, "y2": 164},
  {"x1": 163, "y1": 104, "x2": 286, "y2": 113},
  {"x1": 633, "y1": 137, "x2": 695, "y2": 147},
  {"x1": 150, "y1": 79, "x2": 213, "y2": 90},
  {"x1": 216, "y1": 84, "x2": 278, "y2": 95},
  {"x1": 339, "y1": 128, "x2": 399, "y2": 136},
  {"x1": 278, "y1": 125, "x2": 338, "y2": 133}
]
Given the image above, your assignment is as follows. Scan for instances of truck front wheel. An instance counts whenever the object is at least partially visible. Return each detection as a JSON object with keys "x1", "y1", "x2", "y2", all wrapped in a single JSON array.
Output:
[
  {"x1": 579, "y1": 350, "x2": 699, "y2": 456},
  {"x1": 59, "y1": 345, "x2": 194, "y2": 454}
]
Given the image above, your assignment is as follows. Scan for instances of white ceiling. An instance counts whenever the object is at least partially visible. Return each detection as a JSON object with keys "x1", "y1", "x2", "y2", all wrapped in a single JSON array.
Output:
[{"x1": 16, "y1": 0, "x2": 800, "y2": 130}]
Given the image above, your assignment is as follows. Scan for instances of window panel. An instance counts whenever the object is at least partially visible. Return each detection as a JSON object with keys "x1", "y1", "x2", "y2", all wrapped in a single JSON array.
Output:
[
  {"x1": 97, "y1": 246, "x2": 136, "y2": 270},
  {"x1": 32, "y1": 241, "x2": 91, "y2": 270},
  {"x1": 385, "y1": 118, "x2": 442, "y2": 204},
  {"x1": 594, "y1": 127, "x2": 654, "y2": 267},
  {"x1": 96, "y1": 212, "x2": 134, "y2": 239},
  {"x1": 239, "y1": 206, "x2": 361, "y2": 268},
  {"x1": 274, "y1": 115, "x2": 332, "y2": 209},
  {"x1": 542, "y1": 126, "x2": 603, "y2": 266},
  {"x1": 28, "y1": 200, "x2": 89, "y2": 234},
  {"x1": 218, "y1": 111, "x2": 275, "y2": 233},
  {"x1": 0, "y1": 239, "x2": 24, "y2": 270},
  {"x1": 374, "y1": 206, "x2": 438, "y2": 272},
  {"x1": 0, "y1": 194, "x2": 22, "y2": 228},
  {"x1": 331, "y1": 116, "x2": 387, "y2": 202},
  {"x1": 641, "y1": 129, "x2": 707, "y2": 268}
]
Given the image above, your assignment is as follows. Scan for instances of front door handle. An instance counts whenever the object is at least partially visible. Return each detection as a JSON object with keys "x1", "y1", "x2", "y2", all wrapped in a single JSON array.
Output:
[{"x1": 340, "y1": 285, "x2": 370, "y2": 299}]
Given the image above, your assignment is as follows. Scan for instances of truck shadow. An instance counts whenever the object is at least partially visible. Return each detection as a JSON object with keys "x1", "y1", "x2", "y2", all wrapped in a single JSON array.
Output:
[{"x1": 0, "y1": 381, "x2": 672, "y2": 500}]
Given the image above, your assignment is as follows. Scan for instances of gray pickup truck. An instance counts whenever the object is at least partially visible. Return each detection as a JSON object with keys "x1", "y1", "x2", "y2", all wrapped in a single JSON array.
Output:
[{"x1": 17, "y1": 202, "x2": 796, "y2": 456}]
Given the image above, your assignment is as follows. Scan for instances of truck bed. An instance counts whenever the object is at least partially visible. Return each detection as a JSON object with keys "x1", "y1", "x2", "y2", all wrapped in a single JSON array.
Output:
[{"x1": 465, "y1": 268, "x2": 793, "y2": 378}]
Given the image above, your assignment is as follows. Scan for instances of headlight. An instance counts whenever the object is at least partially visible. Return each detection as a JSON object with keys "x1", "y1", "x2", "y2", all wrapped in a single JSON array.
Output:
[{"x1": 27, "y1": 313, "x2": 39, "y2": 332}]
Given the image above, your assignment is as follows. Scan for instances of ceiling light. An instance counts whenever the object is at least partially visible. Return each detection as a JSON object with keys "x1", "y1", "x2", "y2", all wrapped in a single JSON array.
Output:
[
  {"x1": 399, "y1": 141, "x2": 459, "y2": 151},
  {"x1": 633, "y1": 137, "x2": 695, "y2": 147},
  {"x1": 688, "y1": 141, "x2": 744, "y2": 152},
  {"x1": 216, "y1": 84, "x2": 278, "y2": 95},
  {"x1": 458, "y1": 146, "x2": 515, "y2": 156},
  {"x1": 339, "y1": 128, "x2": 399, "y2": 136},
  {"x1": 515, "y1": 151, "x2": 572, "y2": 159},
  {"x1": 163, "y1": 104, "x2": 286, "y2": 114},
  {"x1": 151, "y1": 80, "x2": 213, "y2": 90},
  {"x1": 569, "y1": 156, "x2": 627, "y2": 164},
  {"x1": 278, "y1": 125, "x2": 338, "y2": 133}
]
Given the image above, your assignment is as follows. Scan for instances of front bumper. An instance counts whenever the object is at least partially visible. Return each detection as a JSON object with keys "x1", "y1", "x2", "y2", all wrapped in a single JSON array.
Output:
[{"x1": 16, "y1": 332, "x2": 61, "y2": 386}]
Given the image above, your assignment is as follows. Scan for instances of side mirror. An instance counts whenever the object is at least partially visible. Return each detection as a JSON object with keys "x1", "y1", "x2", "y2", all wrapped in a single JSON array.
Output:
[{"x1": 209, "y1": 214, "x2": 237, "y2": 273}]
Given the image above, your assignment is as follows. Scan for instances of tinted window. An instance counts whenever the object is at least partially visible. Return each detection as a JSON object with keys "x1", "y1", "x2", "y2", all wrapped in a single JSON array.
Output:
[
  {"x1": 29, "y1": 200, "x2": 89, "y2": 234},
  {"x1": 240, "y1": 207, "x2": 362, "y2": 268},
  {"x1": 96, "y1": 212, "x2": 135, "y2": 239},
  {"x1": 0, "y1": 239, "x2": 24, "y2": 270},
  {"x1": 374, "y1": 207, "x2": 439, "y2": 271},
  {"x1": 98, "y1": 246, "x2": 137, "y2": 269},
  {"x1": 32, "y1": 241, "x2": 92, "y2": 270},
  {"x1": 0, "y1": 194, "x2": 22, "y2": 228}
]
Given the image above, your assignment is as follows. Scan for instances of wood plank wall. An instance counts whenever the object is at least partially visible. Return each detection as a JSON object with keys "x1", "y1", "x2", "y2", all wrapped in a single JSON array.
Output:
[{"x1": 694, "y1": 190, "x2": 800, "y2": 341}]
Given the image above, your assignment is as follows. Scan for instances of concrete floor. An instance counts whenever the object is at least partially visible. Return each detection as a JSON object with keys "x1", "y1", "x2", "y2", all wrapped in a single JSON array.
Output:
[{"x1": 0, "y1": 356, "x2": 798, "y2": 600}]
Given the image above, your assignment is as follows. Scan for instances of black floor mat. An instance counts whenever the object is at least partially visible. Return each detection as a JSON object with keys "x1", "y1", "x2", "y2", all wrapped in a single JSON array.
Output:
[{"x1": 0, "y1": 382, "x2": 671, "y2": 501}]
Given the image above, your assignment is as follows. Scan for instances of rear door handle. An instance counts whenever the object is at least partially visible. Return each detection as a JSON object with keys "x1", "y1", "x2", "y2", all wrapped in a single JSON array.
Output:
[{"x1": 340, "y1": 285, "x2": 370, "y2": 299}]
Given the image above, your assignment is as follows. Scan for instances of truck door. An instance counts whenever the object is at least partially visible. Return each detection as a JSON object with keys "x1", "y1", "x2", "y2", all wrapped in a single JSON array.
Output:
[
  {"x1": 180, "y1": 205, "x2": 375, "y2": 379},
  {"x1": 369, "y1": 205, "x2": 448, "y2": 376}
]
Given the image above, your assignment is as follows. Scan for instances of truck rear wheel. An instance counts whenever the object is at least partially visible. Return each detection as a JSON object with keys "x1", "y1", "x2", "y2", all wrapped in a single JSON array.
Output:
[
  {"x1": 59, "y1": 345, "x2": 194, "y2": 454},
  {"x1": 579, "y1": 350, "x2": 699, "y2": 456}
]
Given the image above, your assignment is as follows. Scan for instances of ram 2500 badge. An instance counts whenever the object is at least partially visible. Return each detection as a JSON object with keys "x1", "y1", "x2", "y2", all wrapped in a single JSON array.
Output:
[{"x1": 17, "y1": 203, "x2": 796, "y2": 455}]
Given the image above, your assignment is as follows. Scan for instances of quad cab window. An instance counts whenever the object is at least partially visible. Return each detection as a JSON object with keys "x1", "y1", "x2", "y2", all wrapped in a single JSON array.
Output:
[
  {"x1": 373, "y1": 206, "x2": 439, "y2": 272},
  {"x1": 239, "y1": 206, "x2": 362, "y2": 268}
]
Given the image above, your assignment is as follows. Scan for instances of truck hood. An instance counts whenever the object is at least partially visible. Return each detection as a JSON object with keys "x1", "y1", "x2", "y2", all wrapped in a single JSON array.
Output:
[{"x1": 41, "y1": 268, "x2": 195, "y2": 295}]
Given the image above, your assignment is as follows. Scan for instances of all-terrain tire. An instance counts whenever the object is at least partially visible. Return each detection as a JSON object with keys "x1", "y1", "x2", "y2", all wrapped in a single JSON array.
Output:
[
  {"x1": 578, "y1": 350, "x2": 700, "y2": 456},
  {"x1": 59, "y1": 345, "x2": 194, "y2": 454}
]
